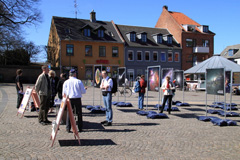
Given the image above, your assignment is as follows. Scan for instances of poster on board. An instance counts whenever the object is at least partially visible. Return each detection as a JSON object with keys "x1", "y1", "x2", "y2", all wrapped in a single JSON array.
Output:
[
  {"x1": 225, "y1": 71, "x2": 231, "y2": 93},
  {"x1": 206, "y1": 68, "x2": 225, "y2": 95},
  {"x1": 173, "y1": 71, "x2": 184, "y2": 89},
  {"x1": 17, "y1": 88, "x2": 33, "y2": 115},
  {"x1": 148, "y1": 67, "x2": 160, "y2": 91},
  {"x1": 94, "y1": 65, "x2": 102, "y2": 88},
  {"x1": 161, "y1": 68, "x2": 174, "y2": 85},
  {"x1": 118, "y1": 68, "x2": 126, "y2": 87}
]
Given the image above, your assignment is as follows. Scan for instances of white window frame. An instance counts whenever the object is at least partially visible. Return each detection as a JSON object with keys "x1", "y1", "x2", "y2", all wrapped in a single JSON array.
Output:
[
  {"x1": 128, "y1": 50, "x2": 134, "y2": 61},
  {"x1": 174, "y1": 52, "x2": 180, "y2": 62},
  {"x1": 153, "y1": 51, "x2": 158, "y2": 62},
  {"x1": 137, "y1": 51, "x2": 143, "y2": 61},
  {"x1": 160, "y1": 52, "x2": 166, "y2": 62},
  {"x1": 145, "y1": 51, "x2": 150, "y2": 61},
  {"x1": 168, "y1": 52, "x2": 173, "y2": 62}
]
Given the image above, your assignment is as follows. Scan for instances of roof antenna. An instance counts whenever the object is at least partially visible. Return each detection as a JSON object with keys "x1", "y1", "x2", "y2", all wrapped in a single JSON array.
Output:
[{"x1": 74, "y1": 0, "x2": 78, "y2": 18}]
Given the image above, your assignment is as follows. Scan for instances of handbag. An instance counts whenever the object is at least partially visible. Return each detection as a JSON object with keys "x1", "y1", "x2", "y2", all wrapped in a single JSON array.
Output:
[{"x1": 102, "y1": 91, "x2": 108, "y2": 96}]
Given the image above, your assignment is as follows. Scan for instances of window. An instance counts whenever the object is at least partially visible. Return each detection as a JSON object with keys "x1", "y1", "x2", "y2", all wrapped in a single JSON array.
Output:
[
  {"x1": 85, "y1": 45, "x2": 92, "y2": 56},
  {"x1": 228, "y1": 49, "x2": 238, "y2": 56},
  {"x1": 142, "y1": 34, "x2": 147, "y2": 43},
  {"x1": 153, "y1": 52, "x2": 158, "y2": 62},
  {"x1": 167, "y1": 36, "x2": 172, "y2": 44},
  {"x1": 84, "y1": 28, "x2": 91, "y2": 37},
  {"x1": 112, "y1": 46, "x2": 118, "y2": 57},
  {"x1": 186, "y1": 39, "x2": 193, "y2": 47},
  {"x1": 161, "y1": 52, "x2": 166, "y2": 62},
  {"x1": 202, "y1": 40, "x2": 209, "y2": 47},
  {"x1": 203, "y1": 26, "x2": 209, "y2": 32},
  {"x1": 99, "y1": 46, "x2": 106, "y2": 57},
  {"x1": 168, "y1": 51, "x2": 173, "y2": 62},
  {"x1": 137, "y1": 51, "x2": 142, "y2": 61},
  {"x1": 174, "y1": 52, "x2": 179, "y2": 62},
  {"x1": 98, "y1": 30, "x2": 104, "y2": 38},
  {"x1": 157, "y1": 35, "x2": 162, "y2": 44},
  {"x1": 145, "y1": 52, "x2": 150, "y2": 61},
  {"x1": 128, "y1": 51, "x2": 134, "y2": 61},
  {"x1": 130, "y1": 33, "x2": 136, "y2": 42},
  {"x1": 66, "y1": 44, "x2": 74, "y2": 56}
]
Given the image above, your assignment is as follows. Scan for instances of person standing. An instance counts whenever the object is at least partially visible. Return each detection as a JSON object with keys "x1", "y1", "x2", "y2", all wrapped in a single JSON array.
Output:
[
  {"x1": 161, "y1": 76, "x2": 175, "y2": 114},
  {"x1": 100, "y1": 70, "x2": 113, "y2": 126},
  {"x1": 35, "y1": 65, "x2": 52, "y2": 125},
  {"x1": 138, "y1": 75, "x2": 146, "y2": 110},
  {"x1": 48, "y1": 70, "x2": 59, "y2": 113},
  {"x1": 15, "y1": 69, "x2": 23, "y2": 109},
  {"x1": 62, "y1": 69, "x2": 87, "y2": 132},
  {"x1": 57, "y1": 73, "x2": 67, "y2": 99}
]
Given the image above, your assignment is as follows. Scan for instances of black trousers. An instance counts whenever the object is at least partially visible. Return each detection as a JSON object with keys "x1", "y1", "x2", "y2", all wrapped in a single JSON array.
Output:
[
  {"x1": 16, "y1": 92, "x2": 23, "y2": 109},
  {"x1": 38, "y1": 95, "x2": 51, "y2": 122},
  {"x1": 66, "y1": 98, "x2": 83, "y2": 131},
  {"x1": 160, "y1": 95, "x2": 173, "y2": 113}
]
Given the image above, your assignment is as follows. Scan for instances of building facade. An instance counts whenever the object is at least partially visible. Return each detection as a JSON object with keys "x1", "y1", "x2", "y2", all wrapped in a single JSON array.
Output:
[
  {"x1": 220, "y1": 44, "x2": 240, "y2": 65},
  {"x1": 116, "y1": 24, "x2": 182, "y2": 81},
  {"x1": 48, "y1": 11, "x2": 124, "y2": 80},
  {"x1": 155, "y1": 6, "x2": 215, "y2": 70}
]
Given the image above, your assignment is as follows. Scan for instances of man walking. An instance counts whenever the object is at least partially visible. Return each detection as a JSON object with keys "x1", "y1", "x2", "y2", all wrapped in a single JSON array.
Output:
[
  {"x1": 100, "y1": 70, "x2": 113, "y2": 126},
  {"x1": 138, "y1": 75, "x2": 147, "y2": 110},
  {"x1": 35, "y1": 65, "x2": 52, "y2": 125},
  {"x1": 15, "y1": 69, "x2": 23, "y2": 109},
  {"x1": 62, "y1": 69, "x2": 87, "y2": 132}
]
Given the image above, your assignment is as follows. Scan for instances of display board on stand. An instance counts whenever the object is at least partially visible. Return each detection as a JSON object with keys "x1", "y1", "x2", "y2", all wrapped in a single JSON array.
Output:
[
  {"x1": 206, "y1": 68, "x2": 226, "y2": 118},
  {"x1": 118, "y1": 67, "x2": 126, "y2": 102},
  {"x1": 146, "y1": 65, "x2": 161, "y2": 111},
  {"x1": 173, "y1": 70, "x2": 184, "y2": 102},
  {"x1": 17, "y1": 88, "x2": 40, "y2": 118},
  {"x1": 50, "y1": 97, "x2": 80, "y2": 147},
  {"x1": 93, "y1": 65, "x2": 102, "y2": 106}
]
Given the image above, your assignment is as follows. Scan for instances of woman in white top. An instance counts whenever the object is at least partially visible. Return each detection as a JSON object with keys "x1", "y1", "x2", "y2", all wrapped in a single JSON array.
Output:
[{"x1": 161, "y1": 76, "x2": 175, "y2": 114}]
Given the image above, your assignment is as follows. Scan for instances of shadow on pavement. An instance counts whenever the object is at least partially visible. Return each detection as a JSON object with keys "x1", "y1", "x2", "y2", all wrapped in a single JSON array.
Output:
[
  {"x1": 113, "y1": 122, "x2": 160, "y2": 126},
  {"x1": 59, "y1": 139, "x2": 116, "y2": 146},
  {"x1": 117, "y1": 109, "x2": 140, "y2": 113},
  {"x1": 183, "y1": 108, "x2": 206, "y2": 112},
  {"x1": 173, "y1": 113, "x2": 201, "y2": 118}
]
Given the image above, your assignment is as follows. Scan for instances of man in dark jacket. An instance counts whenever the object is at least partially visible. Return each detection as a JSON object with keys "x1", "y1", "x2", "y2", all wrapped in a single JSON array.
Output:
[
  {"x1": 138, "y1": 75, "x2": 146, "y2": 110},
  {"x1": 15, "y1": 69, "x2": 23, "y2": 109}
]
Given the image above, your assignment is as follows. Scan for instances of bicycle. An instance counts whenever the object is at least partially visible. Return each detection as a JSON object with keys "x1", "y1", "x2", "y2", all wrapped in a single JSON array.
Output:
[{"x1": 113, "y1": 86, "x2": 132, "y2": 97}]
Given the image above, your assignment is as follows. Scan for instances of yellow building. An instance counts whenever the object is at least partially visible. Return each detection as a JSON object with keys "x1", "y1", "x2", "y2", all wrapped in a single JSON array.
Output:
[{"x1": 48, "y1": 11, "x2": 124, "y2": 80}]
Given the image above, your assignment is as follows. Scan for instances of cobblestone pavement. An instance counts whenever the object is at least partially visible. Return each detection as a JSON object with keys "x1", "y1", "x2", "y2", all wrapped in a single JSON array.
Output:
[{"x1": 1, "y1": 83, "x2": 240, "y2": 160}]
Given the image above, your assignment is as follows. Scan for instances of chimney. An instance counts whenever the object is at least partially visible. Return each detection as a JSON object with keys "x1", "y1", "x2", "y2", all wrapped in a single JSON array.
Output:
[
  {"x1": 90, "y1": 10, "x2": 96, "y2": 22},
  {"x1": 163, "y1": 5, "x2": 168, "y2": 11}
]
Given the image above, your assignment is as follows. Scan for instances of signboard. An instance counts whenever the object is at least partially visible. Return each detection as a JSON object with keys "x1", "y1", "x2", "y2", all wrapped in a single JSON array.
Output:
[
  {"x1": 118, "y1": 67, "x2": 126, "y2": 87},
  {"x1": 50, "y1": 97, "x2": 80, "y2": 147},
  {"x1": 148, "y1": 66, "x2": 160, "y2": 91},
  {"x1": 94, "y1": 65, "x2": 102, "y2": 88},
  {"x1": 206, "y1": 68, "x2": 225, "y2": 95},
  {"x1": 225, "y1": 71, "x2": 231, "y2": 93},
  {"x1": 17, "y1": 88, "x2": 33, "y2": 116},
  {"x1": 161, "y1": 68, "x2": 174, "y2": 85},
  {"x1": 173, "y1": 70, "x2": 184, "y2": 89}
]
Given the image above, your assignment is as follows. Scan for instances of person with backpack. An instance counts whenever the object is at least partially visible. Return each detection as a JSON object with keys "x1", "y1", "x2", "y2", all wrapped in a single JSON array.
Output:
[
  {"x1": 100, "y1": 70, "x2": 113, "y2": 126},
  {"x1": 138, "y1": 75, "x2": 147, "y2": 110},
  {"x1": 160, "y1": 76, "x2": 175, "y2": 114}
]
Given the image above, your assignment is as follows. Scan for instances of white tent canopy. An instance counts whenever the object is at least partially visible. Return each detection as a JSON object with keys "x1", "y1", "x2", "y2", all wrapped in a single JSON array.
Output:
[{"x1": 184, "y1": 56, "x2": 240, "y2": 74}]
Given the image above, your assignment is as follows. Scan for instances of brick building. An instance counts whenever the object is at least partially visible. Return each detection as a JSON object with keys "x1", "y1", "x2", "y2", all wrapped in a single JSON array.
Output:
[{"x1": 155, "y1": 6, "x2": 215, "y2": 70}]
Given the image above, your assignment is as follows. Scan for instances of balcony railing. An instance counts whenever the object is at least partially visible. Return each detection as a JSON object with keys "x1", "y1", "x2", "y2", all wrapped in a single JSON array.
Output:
[{"x1": 193, "y1": 46, "x2": 209, "y2": 53}]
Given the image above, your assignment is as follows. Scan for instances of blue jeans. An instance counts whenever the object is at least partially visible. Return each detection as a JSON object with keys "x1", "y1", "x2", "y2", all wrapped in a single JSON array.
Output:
[
  {"x1": 138, "y1": 93, "x2": 144, "y2": 109},
  {"x1": 103, "y1": 92, "x2": 113, "y2": 122}
]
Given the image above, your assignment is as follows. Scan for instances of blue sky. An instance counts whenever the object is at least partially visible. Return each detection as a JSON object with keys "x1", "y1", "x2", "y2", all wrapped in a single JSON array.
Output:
[{"x1": 24, "y1": 0, "x2": 240, "y2": 62}]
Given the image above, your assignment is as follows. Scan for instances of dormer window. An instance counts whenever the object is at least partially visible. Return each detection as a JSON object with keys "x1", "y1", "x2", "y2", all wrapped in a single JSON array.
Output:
[
  {"x1": 130, "y1": 32, "x2": 136, "y2": 42},
  {"x1": 141, "y1": 34, "x2": 147, "y2": 43},
  {"x1": 203, "y1": 26, "x2": 209, "y2": 33},
  {"x1": 98, "y1": 29, "x2": 104, "y2": 38},
  {"x1": 167, "y1": 35, "x2": 173, "y2": 44},
  {"x1": 157, "y1": 35, "x2": 163, "y2": 44},
  {"x1": 84, "y1": 28, "x2": 91, "y2": 37}
]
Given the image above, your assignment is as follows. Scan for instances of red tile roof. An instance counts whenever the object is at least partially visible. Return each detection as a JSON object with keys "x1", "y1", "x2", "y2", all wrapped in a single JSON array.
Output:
[{"x1": 169, "y1": 11, "x2": 200, "y2": 26}]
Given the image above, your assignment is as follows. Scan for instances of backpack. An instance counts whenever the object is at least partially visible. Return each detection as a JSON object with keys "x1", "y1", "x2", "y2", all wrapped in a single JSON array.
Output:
[
  {"x1": 134, "y1": 81, "x2": 141, "y2": 92},
  {"x1": 109, "y1": 78, "x2": 118, "y2": 93}
]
